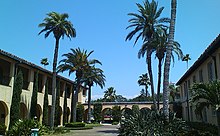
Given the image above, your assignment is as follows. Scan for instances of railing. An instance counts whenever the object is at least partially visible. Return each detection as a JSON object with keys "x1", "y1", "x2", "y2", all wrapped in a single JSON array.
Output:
[{"x1": 0, "y1": 76, "x2": 11, "y2": 86}]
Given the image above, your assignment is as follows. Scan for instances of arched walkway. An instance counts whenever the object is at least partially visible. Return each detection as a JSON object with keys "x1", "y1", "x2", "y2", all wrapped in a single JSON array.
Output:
[
  {"x1": 20, "y1": 102, "x2": 28, "y2": 119},
  {"x1": 102, "y1": 108, "x2": 112, "y2": 123},
  {"x1": 84, "y1": 108, "x2": 93, "y2": 122},
  {"x1": 121, "y1": 107, "x2": 132, "y2": 117},
  {"x1": 55, "y1": 106, "x2": 62, "y2": 126},
  {"x1": 67, "y1": 107, "x2": 70, "y2": 123},
  {"x1": 36, "y1": 104, "x2": 42, "y2": 121},
  {"x1": 0, "y1": 101, "x2": 8, "y2": 125}
]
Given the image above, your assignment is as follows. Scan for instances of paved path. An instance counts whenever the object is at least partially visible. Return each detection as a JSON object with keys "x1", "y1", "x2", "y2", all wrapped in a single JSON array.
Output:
[{"x1": 52, "y1": 125, "x2": 119, "y2": 136}]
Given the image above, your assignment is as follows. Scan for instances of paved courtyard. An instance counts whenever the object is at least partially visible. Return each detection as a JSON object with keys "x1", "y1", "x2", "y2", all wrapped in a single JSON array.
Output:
[{"x1": 51, "y1": 125, "x2": 119, "y2": 136}]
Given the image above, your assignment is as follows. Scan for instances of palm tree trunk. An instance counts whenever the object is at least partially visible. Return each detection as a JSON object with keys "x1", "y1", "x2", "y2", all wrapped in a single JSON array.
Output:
[
  {"x1": 50, "y1": 38, "x2": 59, "y2": 128},
  {"x1": 72, "y1": 79, "x2": 80, "y2": 122},
  {"x1": 87, "y1": 86, "x2": 92, "y2": 123},
  {"x1": 217, "y1": 108, "x2": 220, "y2": 136},
  {"x1": 147, "y1": 50, "x2": 156, "y2": 108},
  {"x1": 163, "y1": 0, "x2": 177, "y2": 120},
  {"x1": 157, "y1": 59, "x2": 162, "y2": 110},
  {"x1": 71, "y1": 86, "x2": 75, "y2": 122}
]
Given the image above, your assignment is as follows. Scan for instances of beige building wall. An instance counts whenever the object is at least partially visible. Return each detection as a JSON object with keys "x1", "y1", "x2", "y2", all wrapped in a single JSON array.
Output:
[
  {"x1": 178, "y1": 46, "x2": 220, "y2": 126},
  {"x1": 0, "y1": 52, "x2": 87, "y2": 128}
]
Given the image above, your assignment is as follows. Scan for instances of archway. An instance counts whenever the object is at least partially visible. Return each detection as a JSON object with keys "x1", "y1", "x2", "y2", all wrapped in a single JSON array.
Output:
[
  {"x1": 84, "y1": 108, "x2": 93, "y2": 122},
  {"x1": 55, "y1": 106, "x2": 62, "y2": 126},
  {"x1": 20, "y1": 103, "x2": 28, "y2": 119},
  {"x1": 66, "y1": 107, "x2": 70, "y2": 123},
  {"x1": 36, "y1": 104, "x2": 42, "y2": 121},
  {"x1": 140, "y1": 107, "x2": 151, "y2": 115},
  {"x1": 121, "y1": 107, "x2": 132, "y2": 117},
  {"x1": 0, "y1": 101, "x2": 8, "y2": 125},
  {"x1": 102, "y1": 108, "x2": 112, "y2": 123}
]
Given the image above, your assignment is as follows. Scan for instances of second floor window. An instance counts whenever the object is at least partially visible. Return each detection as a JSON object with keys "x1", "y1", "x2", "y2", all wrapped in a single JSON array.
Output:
[
  {"x1": 199, "y1": 69, "x2": 203, "y2": 82},
  {"x1": 207, "y1": 61, "x2": 214, "y2": 81}
]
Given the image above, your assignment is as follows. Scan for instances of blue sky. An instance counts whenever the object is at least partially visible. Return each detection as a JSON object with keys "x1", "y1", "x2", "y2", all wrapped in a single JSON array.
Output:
[{"x1": 1, "y1": 1, "x2": 220, "y2": 100}]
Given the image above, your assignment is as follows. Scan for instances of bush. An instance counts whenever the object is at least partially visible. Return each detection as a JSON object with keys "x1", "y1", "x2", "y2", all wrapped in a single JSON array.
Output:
[
  {"x1": 186, "y1": 122, "x2": 218, "y2": 136},
  {"x1": 0, "y1": 124, "x2": 6, "y2": 135},
  {"x1": 65, "y1": 122, "x2": 85, "y2": 128},
  {"x1": 112, "y1": 106, "x2": 121, "y2": 122},
  {"x1": 119, "y1": 110, "x2": 188, "y2": 136},
  {"x1": 53, "y1": 127, "x2": 69, "y2": 134},
  {"x1": 7, "y1": 119, "x2": 47, "y2": 136},
  {"x1": 93, "y1": 103, "x2": 102, "y2": 122},
  {"x1": 112, "y1": 122, "x2": 119, "y2": 125}
]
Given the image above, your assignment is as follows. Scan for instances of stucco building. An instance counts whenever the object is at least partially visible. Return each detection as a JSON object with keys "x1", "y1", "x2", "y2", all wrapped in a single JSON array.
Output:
[
  {"x1": 176, "y1": 34, "x2": 220, "y2": 125},
  {"x1": 0, "y1": 49, "x2": 86, "y2": 128}
]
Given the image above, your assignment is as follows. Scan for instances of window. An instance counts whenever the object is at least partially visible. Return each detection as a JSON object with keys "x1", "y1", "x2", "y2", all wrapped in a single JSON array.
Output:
[
  {"x1": 193, "y1": 75, "x2": 196, "y2": 83},
  {"x1": 188, "y1": 80, "x2": 191, "y2": 97},
  {"x1": 199, "y1": 69, "x2": 203, "y2": 82},
  {"x1": 83, "y1": 88, "x2": 87, "y2": 96},
  {"x1": 207, "y1": 61, "x2": 214, "y2": 81},
  {"x1": 184, "y1": 82, "x2": 187, "y2": 98}
]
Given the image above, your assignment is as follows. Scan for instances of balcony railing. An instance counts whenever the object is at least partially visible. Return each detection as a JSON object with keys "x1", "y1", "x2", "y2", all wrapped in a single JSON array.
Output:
[{"x1": 0, "y1": 76, "x2": 11, "y2": 86}]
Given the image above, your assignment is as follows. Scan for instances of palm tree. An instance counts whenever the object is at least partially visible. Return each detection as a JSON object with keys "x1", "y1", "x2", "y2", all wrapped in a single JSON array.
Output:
[
  {"x1": 137, "y1": 73, "x2": 151, "y2": 99},
  {"x1": 191, "y1": 80, "x2": 220, "y2": 135},
  {"x1": 38, "y1": 12, "x2": 76, "y2": 128},
  {"x1": 126, "y1": 0, "x2": 170, "y2": 108},
  {"x1": 182, "y1": 54, "x2": 191, "y2": 69},
  {"x1": 40, "y1": 58, "x2": 49, "y2": 67},
  {"x1": 83, "y1": 66, "x2": 105, "y2": 123},
  {"x1": 57, "y1": 48, "x2": 99, "y2": 122},
  {"x1": 139, "y1": 30, "x2": 183, "y2": 109},
  {"x1": 103, "y1": 87, "x2": 117, "y2": 102},
  {"x1": 162, "y1": 0, "x2": 177, "y2": 120}
]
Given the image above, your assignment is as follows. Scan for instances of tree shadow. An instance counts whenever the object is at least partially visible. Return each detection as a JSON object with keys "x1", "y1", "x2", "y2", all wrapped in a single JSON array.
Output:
[{"x1": 97, "y1": 129, "x2": 118, "y2": 134}]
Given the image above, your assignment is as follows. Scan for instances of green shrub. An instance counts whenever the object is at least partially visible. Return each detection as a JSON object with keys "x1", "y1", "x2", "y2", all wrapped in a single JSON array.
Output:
[
  {"x1": 76, "y1": 104, "x2": 84, "y2": 122},
  {"x1": 112, "y1": 122, "x2": 119, "y2": 125},
  {"x1": 7, "y1": 119, "x2": 47, "y2": 136},
  {"x1": 0, "y1": 124, "x2": 6, "y2": 135},
  {"x1": 65, "y1": 122, "x2": 85, "y2": 128},
  {"x1": 131, "y1": 105, "x2": 139, "y2": 116},
  {"x1": 9, "y1": 70, "x2": 23, "y2": 129},
  {"x1": 186, "y1": 122, "x2": 218, "y2": 136},
  {"x1": 112, "y1": 106, "x2": 121, "y2": 122},
  {"x1": 53, "y1": 127, "x2": 69, "y2": 134},
  {"x1": 119, "y1": 110, "x2": 188, "y2": 136},
  {"x1": 93, "y1": 103, "x2": 102, "y2": 122}
]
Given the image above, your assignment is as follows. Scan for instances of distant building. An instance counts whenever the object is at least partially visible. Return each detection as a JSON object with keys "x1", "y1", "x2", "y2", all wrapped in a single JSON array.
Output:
[
  {"x1": 0, "y1": 49, "x2": 87, "y2": 128},
  {"x1": 176, "y1": 35, "x2": 220, "y2": 125}
]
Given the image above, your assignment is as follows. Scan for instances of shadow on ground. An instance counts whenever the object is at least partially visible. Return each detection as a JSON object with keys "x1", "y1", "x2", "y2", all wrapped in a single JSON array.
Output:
[{"x1": 97, "y1": 129, "x2": 118, "y2": 134}]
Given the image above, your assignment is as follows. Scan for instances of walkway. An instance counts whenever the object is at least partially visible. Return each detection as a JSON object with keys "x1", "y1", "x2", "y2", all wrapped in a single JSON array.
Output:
[{"x1": 52, "y1": 125, "x2": 119, "y2": 136}]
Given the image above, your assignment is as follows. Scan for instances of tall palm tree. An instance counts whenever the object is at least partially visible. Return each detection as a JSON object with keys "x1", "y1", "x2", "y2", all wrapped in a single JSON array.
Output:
[
  {"x1": 104, "y1": 87, "x2": 117, "y2": 102},
  {"x1": 139, "y1": 30, "x2": 183, "y2": 109},
  {"x1": 191, "y1": 81, "x2": 220, "y2": 135},
  {"x1": 57, "y1": 48, "x2": 99, "y2": 122},
  {"x1": 137, "y1": 73, "x2": 151, "y2": 98},
  {"x1": 83, "y1": 66, "x2": 105, "y2": 123},
  {"x1": 162, "y1": 0, "x2": 177, "y2": 120},
  {"x1": 38, "y1": 12, "x2": 76, "y2": 128},
  {"x1": 126, "y1": 0, "x2": 170, "y2": 108},
  {"x1": 182, "y1": 54, "x2": 191, "y2": 69}
]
